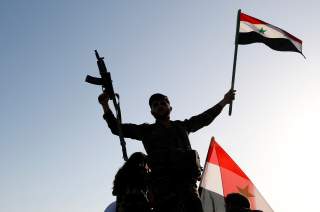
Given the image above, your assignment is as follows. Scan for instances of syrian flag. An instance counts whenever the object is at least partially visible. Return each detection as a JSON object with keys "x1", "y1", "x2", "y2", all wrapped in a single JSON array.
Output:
[
  {"x1": 238, "y1": 12, "x2": 303, "y2": 55},
  {"x1": 200, "y1": 137, "x2": 273, "y2": 212}
]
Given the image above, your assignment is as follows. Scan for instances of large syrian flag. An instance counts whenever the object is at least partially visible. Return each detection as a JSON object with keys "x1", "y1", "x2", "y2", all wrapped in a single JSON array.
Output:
[
  {"x1": 200, "y1": 137, "x2": 273, "y2": 212},
  {"x1": 238, "y1": 12, "x2": 303, "y2": 55}
]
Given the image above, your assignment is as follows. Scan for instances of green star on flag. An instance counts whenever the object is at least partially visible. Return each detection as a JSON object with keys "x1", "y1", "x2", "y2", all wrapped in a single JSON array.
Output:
[{"x1": 259, "y1": 27, "x2": 267, "y2": 34}]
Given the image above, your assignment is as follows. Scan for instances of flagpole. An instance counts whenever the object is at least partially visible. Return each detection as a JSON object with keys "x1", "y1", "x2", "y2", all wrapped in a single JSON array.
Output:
[{"x1": 228, "y1": 9, "x2": 241, "y2": 116}]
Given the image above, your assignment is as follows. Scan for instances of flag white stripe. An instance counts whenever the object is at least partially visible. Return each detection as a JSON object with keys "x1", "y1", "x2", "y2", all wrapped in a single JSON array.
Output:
[
  {"x1": 200, "y1": 163, "x2": 224, "y2": 195},
  {"x1": 240, "y1": 21, "x2": 302, "y2": 52},
  {"x1": 254, "y1": 188, "x2": 274, "y2": 212}
]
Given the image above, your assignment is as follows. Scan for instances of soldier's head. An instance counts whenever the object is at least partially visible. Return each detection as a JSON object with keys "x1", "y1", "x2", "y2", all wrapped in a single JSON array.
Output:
[
  {"x1": 149, "y1": 93, "x2": 172, "y2": 120},
  {"x1": 112, "y1": 152, "x2": 149, "y2": 196},
  {"x1": 126, "y1": 152, "x2": 148, "y2": 172},
  {"x1": 225, "y1": 193, "x2": 251, "y2": 212}
]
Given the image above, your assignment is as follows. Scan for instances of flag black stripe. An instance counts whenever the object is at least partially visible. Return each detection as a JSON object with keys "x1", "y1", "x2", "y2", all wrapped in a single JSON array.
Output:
[
  {"x1": 200, "y1": 188, "x2": 226, "y2": 212},
  {"x1": 238, "y1": 31, "x2": 301, "y2": 53}
]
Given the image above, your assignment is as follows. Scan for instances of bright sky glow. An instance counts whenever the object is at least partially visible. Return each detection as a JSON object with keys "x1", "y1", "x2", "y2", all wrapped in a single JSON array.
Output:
[{"x1": 1, "y1": 1, "x2": 320, "y2": 211}]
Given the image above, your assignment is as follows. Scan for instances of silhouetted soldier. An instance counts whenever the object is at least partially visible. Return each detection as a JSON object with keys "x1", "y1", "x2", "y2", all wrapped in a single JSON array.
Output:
[
  {"x1": 99, "y1": 89, "x2": 235, "y2": 212},
  {"x1": 225, "y1": 193, "x2": 263, "y2": 212},
  {"x1": 111, "y1": 152, "x2": 151, "y2": 212}
]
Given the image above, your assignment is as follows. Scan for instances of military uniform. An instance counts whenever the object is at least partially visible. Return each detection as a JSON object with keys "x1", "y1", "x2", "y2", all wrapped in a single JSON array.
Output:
[
  {"x1": 116, "y1": 189, "x2": 150, "y2": 212},
  {"x1": 104, "y1": 103, "x2": 223, "y2": 212}
]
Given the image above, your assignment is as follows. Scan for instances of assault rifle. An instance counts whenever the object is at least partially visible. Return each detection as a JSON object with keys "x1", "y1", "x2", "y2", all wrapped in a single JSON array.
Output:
[{"x1": 85, "y1": 50, "x2": 128, "y2": 161}]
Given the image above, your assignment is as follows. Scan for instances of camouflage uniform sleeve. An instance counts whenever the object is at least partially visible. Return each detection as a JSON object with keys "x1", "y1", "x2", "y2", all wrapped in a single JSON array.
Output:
[
  {"x1": 103, "y1": 110, "x2": 147, "y2": 141},
  {"x1": 183, "y1": 103, "x2": 223, "y2": 133}
]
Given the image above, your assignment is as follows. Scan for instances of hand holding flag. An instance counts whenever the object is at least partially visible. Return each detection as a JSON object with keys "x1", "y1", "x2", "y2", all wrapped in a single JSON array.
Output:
[{"x1": 219, "y1": 89, "x2": 236, "y2": 108}]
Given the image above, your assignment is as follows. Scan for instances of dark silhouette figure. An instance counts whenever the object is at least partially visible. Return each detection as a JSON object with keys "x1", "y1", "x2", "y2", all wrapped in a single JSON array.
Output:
[
  {"x1": 112, "y1": 152, "x2": 151, "y2": 212},
  {"x1": 225, "y1": 193, "x2": 263, "y2": 212},
  {"x1": 99, "y1": 90, "x2": 235, "y2": 212}
]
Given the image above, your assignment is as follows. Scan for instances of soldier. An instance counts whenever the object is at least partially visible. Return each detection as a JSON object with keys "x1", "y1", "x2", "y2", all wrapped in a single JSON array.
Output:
[
  {"x1": 98, "y1": 89, "x2": 235, "y2": 212},
  {"x1": 112, "y1": 152, "x2": 151, "y2": 212},
  {"x1": 225, "y1": 193, "x2": 263, "y2": 212}
]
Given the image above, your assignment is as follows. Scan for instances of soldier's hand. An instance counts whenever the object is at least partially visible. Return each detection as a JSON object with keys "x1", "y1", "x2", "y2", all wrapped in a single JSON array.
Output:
[
  {"x1": 224, "y1": 89, "x2": 236, "y2": 104},
  {"x1": 98, "y1": 92, "x2": 111, "y2": 113},
  {"x1": 219, "y1": 89, "x2": 236, "y2": 107},
  {"x1": 98, "y1": 92, "x2": 109, "y2": 105}
]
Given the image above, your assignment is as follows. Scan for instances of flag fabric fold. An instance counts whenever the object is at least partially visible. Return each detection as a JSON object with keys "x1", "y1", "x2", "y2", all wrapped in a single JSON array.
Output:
[
  {"x1": 238, "y1": 12, "x2": 303, "y2": 55},
  {"x1": 200, "y1": 137, "x2": 273, "y2": 212}
]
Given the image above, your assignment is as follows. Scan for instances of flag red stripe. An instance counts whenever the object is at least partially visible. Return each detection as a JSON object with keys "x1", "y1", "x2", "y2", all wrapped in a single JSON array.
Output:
[
  {"x1": 207, "y1": 138, "x2": 250, "y2": 180},
  {"x1": 240, "y1": 12, "x2": 266, "y2": 24},
  {"x1": 215, "y1": 143, "x2": 250, "y2": 180}
]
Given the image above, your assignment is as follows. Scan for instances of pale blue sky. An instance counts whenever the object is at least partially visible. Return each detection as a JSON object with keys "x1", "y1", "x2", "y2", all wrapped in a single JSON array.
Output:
[{"x1": 1, "y1": 1, "x2": 319, "y2": 211}]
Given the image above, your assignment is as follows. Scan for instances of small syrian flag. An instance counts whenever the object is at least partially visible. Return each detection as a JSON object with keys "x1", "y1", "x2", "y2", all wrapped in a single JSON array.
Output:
[
  {"x1": 238, "y1": 12, "x2": 303, "y2": 56},
  {"x1": 200, "y1": 137, "x2": 273, "y2": 212}
]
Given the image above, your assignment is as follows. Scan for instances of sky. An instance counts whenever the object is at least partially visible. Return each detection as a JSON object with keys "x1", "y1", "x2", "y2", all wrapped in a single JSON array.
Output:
[{"x1": 1, "y1": 0, "x2": 320, "y2": 211}]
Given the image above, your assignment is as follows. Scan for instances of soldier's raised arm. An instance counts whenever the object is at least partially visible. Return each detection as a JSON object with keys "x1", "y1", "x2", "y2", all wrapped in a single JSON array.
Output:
[
  {"x1": 184, "y1": 89, "x2": 236, "y2": 133},
  {"x1": 98, "y1": 92, "x2": 147, "y2": 141}
]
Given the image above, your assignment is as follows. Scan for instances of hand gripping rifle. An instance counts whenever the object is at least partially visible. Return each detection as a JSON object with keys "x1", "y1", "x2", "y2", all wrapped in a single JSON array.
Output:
[{"x1": 85, "y1": 50, "x2": 128, "y2": 161}]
